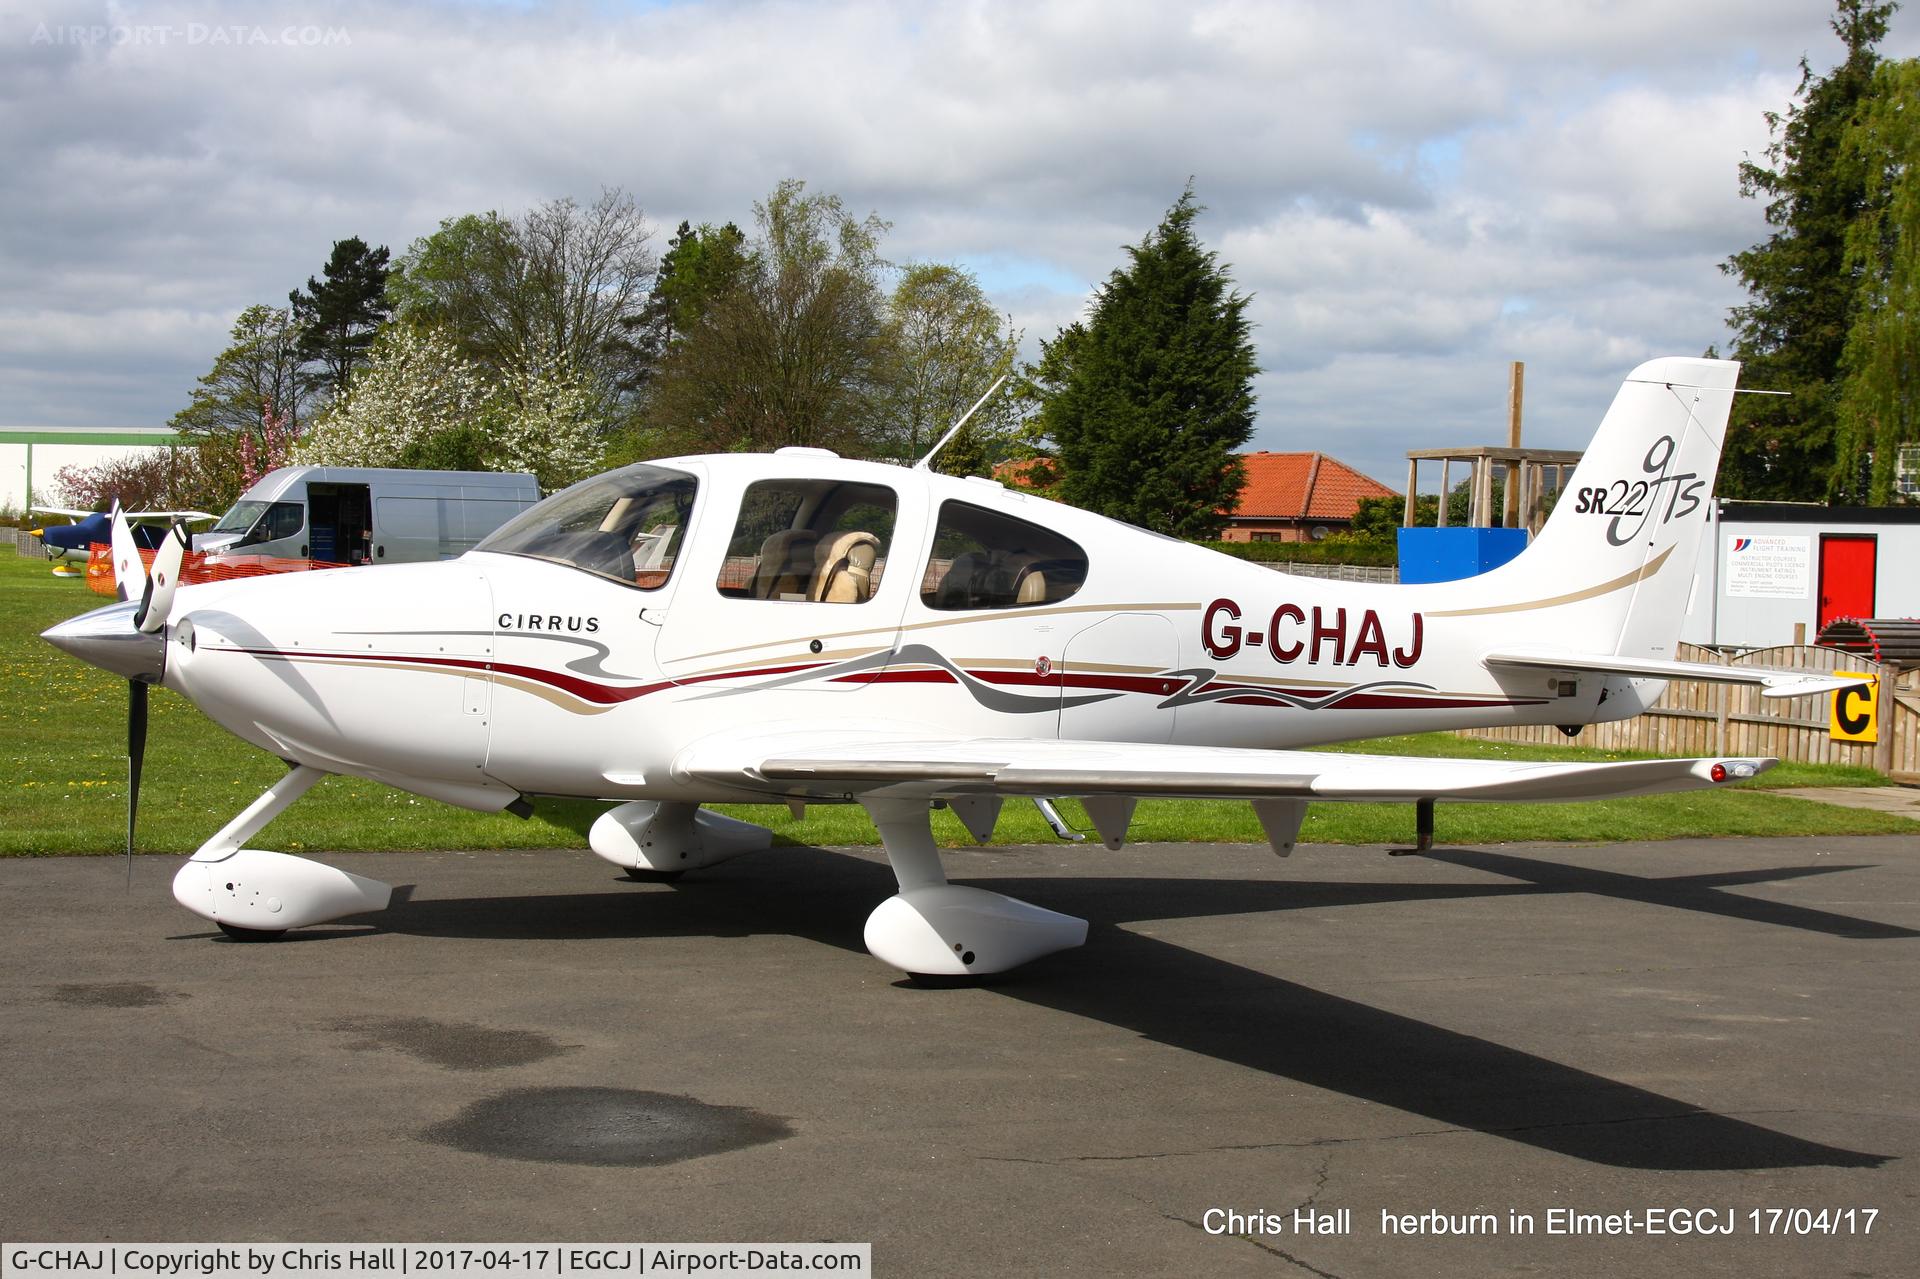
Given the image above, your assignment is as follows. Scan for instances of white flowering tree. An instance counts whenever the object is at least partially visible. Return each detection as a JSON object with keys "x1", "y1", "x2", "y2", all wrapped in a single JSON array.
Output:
[
  {"x1": 488, "y1": 354, "x2": 607, "y2": 491},
  {"x1": 298, "y1": 326, "x2": 607, "y2": 492},
  {"x1": 297, "y1": 326, "x2": 497, "y2": 469}
]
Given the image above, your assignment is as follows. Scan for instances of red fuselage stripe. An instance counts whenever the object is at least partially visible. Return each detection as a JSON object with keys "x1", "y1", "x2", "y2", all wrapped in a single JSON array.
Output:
[{"x1": 222, "y1": 648, "x2": 1540, "y2": 713}]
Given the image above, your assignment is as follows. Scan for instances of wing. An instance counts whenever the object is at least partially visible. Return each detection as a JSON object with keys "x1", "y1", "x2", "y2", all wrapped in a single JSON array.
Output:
[
  {"x1": 676, "y1": 727, "x2": 1772, "y2": 805},
  {"x1": 123, "y1": 509, "x2": 220, "y2": 523},
  {"x1": 31, "y1": 506, "x2": 218, "y2": 525},
  {"x1": 1483, "y1": 647, "x2": 1856, "y2": 700}
]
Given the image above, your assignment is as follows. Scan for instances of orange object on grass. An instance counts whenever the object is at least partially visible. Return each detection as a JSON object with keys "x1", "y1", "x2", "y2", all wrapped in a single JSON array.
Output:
[{"x1": 85, "y1": 544, "x2": 352, "y2": 596}]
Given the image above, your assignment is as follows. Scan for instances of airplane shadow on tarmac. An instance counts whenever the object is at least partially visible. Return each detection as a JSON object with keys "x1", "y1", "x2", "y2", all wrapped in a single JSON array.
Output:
[{"x1": 354, "y1": 844, "x2": 1905, "y2": 1173}]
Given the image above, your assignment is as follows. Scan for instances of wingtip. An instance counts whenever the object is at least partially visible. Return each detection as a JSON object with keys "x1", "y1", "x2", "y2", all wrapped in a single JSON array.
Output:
[
  {"x1": 1760, "y1": 674, "x2": 1859, "y2": 700},
  {"x1": 1694, "y1": 758, "x2": 1773, "y2": 784}
]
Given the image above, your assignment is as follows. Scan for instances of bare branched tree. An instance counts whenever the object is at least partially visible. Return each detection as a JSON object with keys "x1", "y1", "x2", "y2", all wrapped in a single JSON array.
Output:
[{"x1": 391, "y1": 189, "x2": 657, "y2": 410}]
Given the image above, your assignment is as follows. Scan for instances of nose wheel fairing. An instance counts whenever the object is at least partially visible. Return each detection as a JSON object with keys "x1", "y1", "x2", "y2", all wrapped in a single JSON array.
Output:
[
  {"x1": 170, "y1": 764, "x2": 392, "y2": 934},
  {"x1": 174, "y1": 849, "x2": 390, "y2": 932}
]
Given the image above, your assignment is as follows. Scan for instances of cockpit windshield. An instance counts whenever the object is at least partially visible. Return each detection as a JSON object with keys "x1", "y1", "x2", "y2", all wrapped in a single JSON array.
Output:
[{"x1": 475, "y1": 464, "x2": 697, "y2": 589}]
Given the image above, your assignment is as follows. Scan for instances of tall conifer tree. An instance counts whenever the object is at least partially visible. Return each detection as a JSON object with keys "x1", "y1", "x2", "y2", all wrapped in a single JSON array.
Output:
[
  {"x1": 1719, "y1": 0, "x2": 1896, "y2": 499},
  {"x1": 1835, "y1": 57, "x2": 1920, "y2": 501},
  {"x1": 289, "y1": 236, "x2": 393, "y2": 400},
  {"x1": 1035, "y1": 188, "x2": 1257, "y2": 539}
]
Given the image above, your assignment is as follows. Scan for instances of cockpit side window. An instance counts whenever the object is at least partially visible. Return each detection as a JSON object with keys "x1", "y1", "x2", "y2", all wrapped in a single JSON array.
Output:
[
  {"x1": 475, "y1": 463, "x2": 697, "y2": 590},
  {"x1": 718, "y1": 479, "x2": 898, "y2": 604},
  {"x1": 921, "y1": 500, "x2": 1088, "y2": 611}
]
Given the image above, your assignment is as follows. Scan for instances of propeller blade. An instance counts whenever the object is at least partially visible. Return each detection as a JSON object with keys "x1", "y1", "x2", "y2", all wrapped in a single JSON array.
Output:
[
  {"x1": 136, "y1": 522, "x2": 189, "y2": 634},
  {"x1": 109, "y1": 503, "x2": 147, "y2": 605},
  {"x1": 127, "y1": 679, "x2": 148, "y2": 889}
]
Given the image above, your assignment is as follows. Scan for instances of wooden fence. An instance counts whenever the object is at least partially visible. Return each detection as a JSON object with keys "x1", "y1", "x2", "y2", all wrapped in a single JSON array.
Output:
[
  {"x1": 1261, "y1": 561, "x2": 1398, "y2": 584},
  {"x1": 1455, "y1": 643, "x2": 1920, "y2": 783}
]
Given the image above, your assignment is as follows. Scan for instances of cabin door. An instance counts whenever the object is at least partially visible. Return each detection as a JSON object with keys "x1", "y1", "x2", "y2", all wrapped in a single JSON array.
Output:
[{"x1": 657, "y1": 475, "x2": 922, "y2": 694}]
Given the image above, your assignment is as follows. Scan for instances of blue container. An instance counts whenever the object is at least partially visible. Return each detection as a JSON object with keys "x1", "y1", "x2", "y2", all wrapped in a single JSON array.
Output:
[{"x1": 1397, "y1": 526, "x2": 1529, "y2": 583}]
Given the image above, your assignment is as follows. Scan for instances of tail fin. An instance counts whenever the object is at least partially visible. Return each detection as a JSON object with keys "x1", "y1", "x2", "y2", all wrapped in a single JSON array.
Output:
[{"x1": 1465, "y1": 357, "x2": 1738, "y2": 660}]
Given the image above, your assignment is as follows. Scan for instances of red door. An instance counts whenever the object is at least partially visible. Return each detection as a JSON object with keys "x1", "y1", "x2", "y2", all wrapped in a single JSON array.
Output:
[{"x1": 1818, "y1": 534, "x2": 1877, "y2": 629}]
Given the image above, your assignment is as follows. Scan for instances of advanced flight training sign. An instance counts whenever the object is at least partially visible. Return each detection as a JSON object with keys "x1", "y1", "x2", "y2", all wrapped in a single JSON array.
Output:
[{"x1": 1829, "y1": 673, "x2": 1879, "y2": 744}]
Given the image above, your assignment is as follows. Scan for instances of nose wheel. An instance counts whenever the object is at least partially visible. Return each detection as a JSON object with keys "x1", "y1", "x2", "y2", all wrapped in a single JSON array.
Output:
[
  {"x1": 622, "y1": 868, "x2": 686, "y2": 883},
  {"x1": 173, "y1": 765, "x2": 393, "y2": 936}
]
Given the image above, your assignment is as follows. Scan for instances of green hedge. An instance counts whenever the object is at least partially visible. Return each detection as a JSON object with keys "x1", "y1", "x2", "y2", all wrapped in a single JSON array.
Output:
[{"x1": 1197, "y1": 537, "x2": 1397, "y2": 567}]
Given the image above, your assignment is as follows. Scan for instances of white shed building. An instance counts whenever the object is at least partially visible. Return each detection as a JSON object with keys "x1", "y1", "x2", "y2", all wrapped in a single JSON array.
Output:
[
  {"x1": 1, "y1": 426, "x2": 187, "y2": 511},
  {"x1": 1680, "y1": 499, "x2": 1920, "y2": 650}
]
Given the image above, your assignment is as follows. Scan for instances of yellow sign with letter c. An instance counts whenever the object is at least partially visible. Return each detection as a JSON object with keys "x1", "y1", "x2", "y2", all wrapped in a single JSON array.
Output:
[{"x1": 1829, "y1": 673, "x2": 1879, "y2": 743}]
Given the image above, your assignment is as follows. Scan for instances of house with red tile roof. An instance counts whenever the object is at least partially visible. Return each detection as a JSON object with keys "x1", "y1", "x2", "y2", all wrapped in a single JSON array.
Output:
[
  {"x1": 990, "y1": 456, "x2": 1058, "y2": 490},
  {"x1": 1217, "y1": 451, "x2": 1398, "y2": 543},
  {"x1": 992, "y1": 451, "x2": 1395, "y2": 542}
]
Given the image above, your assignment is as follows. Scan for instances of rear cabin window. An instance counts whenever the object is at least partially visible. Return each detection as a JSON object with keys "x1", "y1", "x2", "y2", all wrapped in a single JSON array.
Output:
[
  {"x1": 921, "y1": 501, "x2": 1088, "y2": 610},
  {"x1": 718, "y1": 480, "x2": 898, "y2": 604}
]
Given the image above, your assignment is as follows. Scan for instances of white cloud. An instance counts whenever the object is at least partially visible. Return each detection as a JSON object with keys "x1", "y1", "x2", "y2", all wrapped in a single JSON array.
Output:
[{"x1": 3, "y1": 0, "x2": 1916, "y2": 480}]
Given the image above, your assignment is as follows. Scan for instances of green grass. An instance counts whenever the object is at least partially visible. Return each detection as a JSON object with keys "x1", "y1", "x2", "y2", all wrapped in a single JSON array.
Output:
[{"x1": 3, "y1": 550, "x2": 1911, "y2": 856}]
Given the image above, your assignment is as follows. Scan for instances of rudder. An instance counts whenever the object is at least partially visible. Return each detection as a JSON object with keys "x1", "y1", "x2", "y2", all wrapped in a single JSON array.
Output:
[{"x1": 1468, "y1": 357, "x2": 1739, "y2": 660}]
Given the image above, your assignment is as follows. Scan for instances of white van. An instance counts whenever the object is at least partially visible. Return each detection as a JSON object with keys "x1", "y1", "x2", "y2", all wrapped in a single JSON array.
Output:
[{"x1": 199, "y1": 466, "x2": 542, "y2": 565}]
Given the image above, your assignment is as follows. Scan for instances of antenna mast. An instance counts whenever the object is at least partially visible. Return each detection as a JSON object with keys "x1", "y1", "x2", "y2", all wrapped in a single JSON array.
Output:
[{"x1": 915, "y1": 374, "x2": 1010, "y2": 471}]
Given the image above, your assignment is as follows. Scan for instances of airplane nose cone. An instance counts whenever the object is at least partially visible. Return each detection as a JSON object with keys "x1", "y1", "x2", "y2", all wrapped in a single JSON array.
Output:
[{"x1": 42, "y1": 600, "x2": 166, "y2": 683}]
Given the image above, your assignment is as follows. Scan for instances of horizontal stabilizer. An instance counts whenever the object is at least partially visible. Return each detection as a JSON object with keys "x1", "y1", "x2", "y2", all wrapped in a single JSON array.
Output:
[{"x1": 1483, "y1": 648, "x2": 1860, "y2": 700}]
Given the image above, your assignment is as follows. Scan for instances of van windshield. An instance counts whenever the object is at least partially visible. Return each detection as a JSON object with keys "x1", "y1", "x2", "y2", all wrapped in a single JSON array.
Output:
[
  {"x1": 475, "y1": 463, "x2": 697, "y2": 590},
  {"x1": 212, "y1": 499, "x2": 304, "y2": 546},
  {"x1": 212, "y1": 500, "x2": 269, "y2": 534}
]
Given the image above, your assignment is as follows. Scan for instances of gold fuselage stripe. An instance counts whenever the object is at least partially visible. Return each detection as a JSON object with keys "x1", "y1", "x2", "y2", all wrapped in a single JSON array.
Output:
[{"x1": 1427, "y1": 548, "x2": 1670, "y2": 618}]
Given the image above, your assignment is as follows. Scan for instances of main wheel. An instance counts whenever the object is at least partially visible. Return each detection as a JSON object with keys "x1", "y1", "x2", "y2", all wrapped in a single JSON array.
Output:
[
  {"x1": 217, "y1": 922, "x2": 286, "y2": 942},
  {"x1": 622, "y1": 868, "x2": 685, "y2": 883}
]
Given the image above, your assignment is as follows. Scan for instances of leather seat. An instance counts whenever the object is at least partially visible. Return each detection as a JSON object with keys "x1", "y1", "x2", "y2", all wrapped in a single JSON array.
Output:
[
  {"x1": 1014, "y1": 563, "x2": 1049, "y2": 605},
  {"x1": 752, "y1": 529, "x2": 818, "y2": 598},
  {"x1": 933, "y1": 551, "x2": 989, "y2": 609},
  {"x1": 812, "y1": 530, "x2": 881, "y2": 603}
]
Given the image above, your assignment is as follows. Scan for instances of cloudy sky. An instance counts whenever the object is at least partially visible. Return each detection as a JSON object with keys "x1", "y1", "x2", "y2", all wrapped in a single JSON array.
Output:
[{"x1": 6, "y1": 0, "x2": 1917, "y2": 488}]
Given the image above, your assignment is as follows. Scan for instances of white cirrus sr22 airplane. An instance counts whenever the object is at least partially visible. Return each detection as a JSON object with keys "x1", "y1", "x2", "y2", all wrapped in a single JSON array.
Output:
[{"x1": 44, "y1": 357, "x2": 1853, "y2": 976}]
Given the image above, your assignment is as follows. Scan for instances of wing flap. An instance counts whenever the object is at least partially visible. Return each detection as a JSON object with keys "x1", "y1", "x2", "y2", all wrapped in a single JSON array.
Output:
[
  {"x1": 686, "y1": 727, "x2": 1773, "y2": 805},
  {"x1": 1484, "y1": 647, "x2": 1858, "y2": 699}
]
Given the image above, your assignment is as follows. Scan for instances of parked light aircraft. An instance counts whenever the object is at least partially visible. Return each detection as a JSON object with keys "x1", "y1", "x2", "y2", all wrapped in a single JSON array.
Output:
[
  {"x1": 42, "y1": 358, "x2": 1855, "y2": 976},
  {"x1": 30, "y1": 506, "x2": 217, "y2": 569}
]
